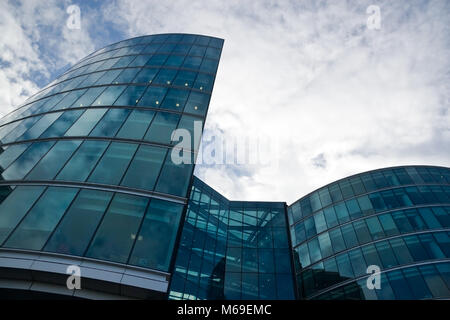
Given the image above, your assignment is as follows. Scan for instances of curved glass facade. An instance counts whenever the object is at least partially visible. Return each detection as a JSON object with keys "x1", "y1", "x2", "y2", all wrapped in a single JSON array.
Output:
[
  {"x1": 0, "y1": 33, "x2": 224, "y2": 277},
  {"x1": 288, "y1": 165, "x2": 450, "y2": 300}
]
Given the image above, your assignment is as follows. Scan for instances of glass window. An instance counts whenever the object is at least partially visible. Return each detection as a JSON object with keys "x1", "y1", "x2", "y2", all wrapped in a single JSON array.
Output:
[
  {"x1": 349, "y1": 176, "x2": 366, "y2": 195},
  {"x1": 193, "y1": 73, "x2": 214, "y2": 92},
  {"x1": 1, "y1": 141, "x2": 54, "y2": 181},
  {"x1": 353, "y1": 220, "x2": 372, "y2": 244},
  {"x1": 393, "y1": 188, "x2": 413, "y2": 207},
  {"x1": 137, "y1": 86, "x2": 168, "y2": 108},
  {"x1": 304, "y1": 217, "x2": 316, "y2": 238},
  {"x1": 356, "y1": 195, "x2": 374, "y2": 215},
  {"x1": 92, "y1": 85, "x2": 126, "y2": 106},
  {"x1": 200, "y1": 58, "x2": 218, "y2": 73},
  {"x1": 2, "y1": 116, "x2": 42, "y2": 144},
  {"x1": 334, "y1": 202, "x2": 350, "y2": 223},
  {"x1": 0, "y1": 186, "x2": 45, "y2": 244},
  {"x1": 329, "y1": 183, "x2": 343, "y2": 202},
  {"x1": 386, "y1": 270, "x2": 414, "y2": 299},
  {"x1": 366, "y1": 216, "x2": 385, "y2": 240},
  {"x1": 309, "y1": 193, "x2": 322, "y2": 212},
  {"x1": 120, "y1": 145, "x2": 167, "y2": 190},
  {"x1": 336, "y1": 253, "x2": 354, "y2": 278},
  {"x1": 40, "y1": 110, "x2": 84, "y2": 138},
  {"x1": 339, "y1": 179, "x2": 353, "y2": 199},
  {"x1": 345, "y1": 199, "x2": 362, "y2": 220},
  {"x1": 86, "y1": 194, "x2": 148, "y2": 263},
  {"x1": 173, "y1": 70, "x2": 197, "y2": 88},
  {"x1": 381, "y1": 190, "x2": 400, "y2": 209},
  {"x1": 369, "y1": 193, "x2": 387, "y2": 212},
  {"x1": 404, "y1": 209, "x2": 427, "y2": 231},
  {"x1": 53, "y1": 89, "x2": 86, "y2": 108},
  {"x1": 4, "y1": 187, "x2": 78, "y2": 250},
  {"x1": 56, "y1": 140, "x2": 109, "y2": 182},
  {"x1": 296, "y1": 243, "x2": 310, "y2": 267},
  {"x1": 111, "y1": 55, "x2": 135, "y2": 68},
  {"x1": 318, "y1": 232, "x2": 333, "y2": 258},
  {"x1": 144, "y1": 112, "x2": 180, "y2": 144},
  {"x1": 403, "y1": 267, "x2": 433, "y2": 299},
  {"x1": 434, "y1": 233, "x2": 450, "y2": 256},
  {"x1": 111, "y1": 85, "x2": 147, "y2": 107},
  {"x1": 146, "y1": 54, "x2": 168, "y2": 66},
  {"x1": 95, "y1": 69, "x2": 123, "y2": 85},
  {"x1": 436, "y1": 263, "x2": 450, "y2": 289},
  {"x1": 160, "y1": 89, "x2": 190, "y2": 111},
  {"x1": 404, "y1": 186, "x2": 426, "y2": 205},
  {"x1": 391, "y1": 211, "x2": 414, "y2": 233},
  {"x1": 0, "y1": 143, "x2": 30, "y2": 170},
  {"x1": 112, "y1": 68, "x2": 140, "y2": 83},
  {"x1": 132, "y1": 68, "x2": 158, "y2": 84},
  {"x1": 418, "y1": 233, "x2": 445, "y2": 259},
  {"x1": 19, "y1": 112, "x2": 61, "y2": 141},
  {"x1": 116, "y1": 109, "x2": 155, "y2": 140},
  {"x1": 26, "y1": 140, "x2": 82, "y2": 180},
  {"x1": 308, "y1": 238, "x2": 322, "y2": 264},
  {"x1": 152, "y1": 68, "x2": 178, "y2": 85},
  {"x1": 404, "y1": 235, "x2": 429, "y2": 261},
  {"x1": 329, "y1": 228, "x2": 346, "y2": 253},
  {"x1": 389, "y1": 238, "x2": 413, "y2": 264},
  {"x1": 314, "y1": 211, "x2": 327, "y2": 233},
  {"x1": 378, "y1": 213, "x2": 399, "y2": 236},
  {"x1": 432, "y1": 207, "x2": 450, "y2": 228},
  {"x1": 418, "y1": 207, "x2": 442, "y2": 229},
  {"x1": 419, "y1": 265, "x2": 450, "y2": 298},
  {"x1": 164, "y1": 55, "x2": 185, "y2": 67},
  {"x1": 341, "y1": 224, "x2": 359, "y2": 248},
  {"x1": 361, "y1": 244, "x2": 382, "y2": 267},
  {"x1": 323, "y1": 206, "x2": 338, "y2": 228},
  {"x1": 294, "y1": 223, "x2": 306, "y2": 245},
  {"x1": 375, "y1": 241, "x2": 398, "y2": 268},
  {"x1": 89, "y1": 108, "x2": 130, "y2": 137},
  {"x1": 348, "y1": 248, "x2": 367, "y2": 276},
  {"x1": 44, "y1": 190, "x2": 113, "y2": 256},
  {"x1": 88, "y1": 142, "x2": 138, "y2": 185},
  {"x1": 155, "y1": 151, "x2": 194, "y2": 197},
  {"x1": 183, "y1": 92, "x2": 210, "y2": 116},
  {"x1": 70, "y1": 87, "x2": 105, "y2": 107},
  {"x1": 65, "y1": 108, "x2": 108, "y2": 136}
]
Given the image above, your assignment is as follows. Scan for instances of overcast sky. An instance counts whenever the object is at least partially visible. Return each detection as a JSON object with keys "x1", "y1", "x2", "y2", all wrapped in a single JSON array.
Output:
[{"x1": 0, "y1": 0, "x2": 449, "y2": 204}]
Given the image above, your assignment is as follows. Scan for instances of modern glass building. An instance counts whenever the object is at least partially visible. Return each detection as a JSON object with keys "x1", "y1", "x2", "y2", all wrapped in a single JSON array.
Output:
[
  {"x1": 0, "y1": 34, "x2": 449, "y2": 300},
  {"x1": 0, "y1": 33, "x2": 224, "y2": 299}
]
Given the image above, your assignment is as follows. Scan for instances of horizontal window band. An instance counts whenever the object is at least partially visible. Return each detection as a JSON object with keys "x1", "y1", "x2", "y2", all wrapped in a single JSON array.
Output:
[
  {"x1": 0, "y1": 180, "x2": 188, "y2": 205},
  {"x1": 0, "y1": 136, "x2": 199, "y2": 155}
]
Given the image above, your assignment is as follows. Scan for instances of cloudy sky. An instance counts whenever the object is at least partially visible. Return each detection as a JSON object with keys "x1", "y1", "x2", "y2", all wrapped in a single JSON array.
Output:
[{"x1": 0, "y1": 0, "x2": 449, "y2": 204}]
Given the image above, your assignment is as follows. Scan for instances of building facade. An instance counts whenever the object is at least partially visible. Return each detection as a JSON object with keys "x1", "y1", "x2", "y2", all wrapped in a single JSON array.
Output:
[
  {"x1": 0, "y1": 33, "x2": 224, "y2": 299},
  {"x1": 0, "y1": 34, "x2": 449, "y2": 300}
]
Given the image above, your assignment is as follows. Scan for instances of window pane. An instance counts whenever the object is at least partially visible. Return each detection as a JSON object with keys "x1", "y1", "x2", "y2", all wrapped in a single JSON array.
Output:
[
  {"x1": 0, "y1": 186, "x2": 45, "y2": 243},
  {"x1": 155, "y1": 150, "x2": 194, "y2": 197},
  {"x1": 89, "y1": 108, "x2": 130, "y2": 137},
  {"x1": 1, "y1": 141, "x2": 55, "y2": 180},
  {"x1": 88, "y1": 142, "x2": 138, "y2": 185},
  {"x1": 116, "y1": 109, "x2": 155, "y2": 140},
  {"x1": 86, "y1": 194, "x2": 148, "y2": 263},
  {"x1": 137, "y1": 86, "x2": 168, "y2": 108},
  {"x1": 44, "y1": 190, "x2": 113, "y2": 256},
  {"x1": 132, "y1": 68, "x2": 158, "y2": 84},
  {"x1": 40, "y1": 110, "x2": 84, "y2": 138},
  {"x1": 121, "y1": 145, "x2": 167, "y2": 190},
  {"x1": 375, "y1": 241, "x2": 398, "y2": 268},
  {"x1": 56, "y1": 140, "x2": 109, "y2": 181},
  {"x1": 113, "y1": 85, "x2": 147, "y2": 106},
  {"x1": 26, "y1": 140, "x2": 82, "y2": 180},
  {"x1": 71, "y1": 87, "x2": 105, "y2": 107},
  {"x1": 92, "y1": 85, "x2": 126, "y2": 106},
  {"x1": 4, "y1": 187, "x2": 78, "y2": 250},
  {"x1": 144, "y1": 112, "x2": 180, "y2": 144},
  {"x1": 65, "y1": 108, "x2": 108, "y2": 136},
  {"x1": 0, "y1": 143, "x2": 30, "y2": 169},
  {"x1": 19, "y1": 112, "x2": 61, "y2": 141},
  {"x1": 183, "y1": 92, "x2": 210, "y2": 116}
]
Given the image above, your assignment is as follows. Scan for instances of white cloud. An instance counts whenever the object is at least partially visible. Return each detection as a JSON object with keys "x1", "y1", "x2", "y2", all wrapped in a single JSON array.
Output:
[{"x1": 2, "y1": 0, "x2": 449, "y2": 203}]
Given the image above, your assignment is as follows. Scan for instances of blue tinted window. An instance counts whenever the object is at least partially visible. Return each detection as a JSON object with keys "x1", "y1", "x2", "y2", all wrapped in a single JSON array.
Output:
[
  {"x1": 44, "y1": 190, "x2": 113, "y2": 256},
  {"x1": 116, "y1": 109, "x2": 155, "y2": 140},
  {"x1": 1, "y1": 141, "x2": 54, "y2": 180},
  {"x1": 137, "y1": 86, "x2": 168, "y2": 108},
  {"x1": 113, "y1": 85, "x2": 147, "y2": 106},
  {"x1": 132, "y1": 68, "x2": 158, "y2": 84},
  {"x1": 26, "y1": 140, "x2": 82, "y2": 180},
  {"x1": 86, "y1": 194, "x2": 148, "y2": 263},
  {"x1": 89, "y1": 108, "x2": 130, "y2": 137},
  {"x1": 145, "y1": 112, "x2": 180, "y2": 144},
  {"x1": 121, "y1": 145, "x2": 167, "y2": 190},
  {"x1": 129, "y1": 199, "x2": 184, "y2": 271},
  {"x1": 65, "y1": 108, "x2": 108, "y2": 136},
  {"x1": 4, "y1": 187, "x2": 78, "y2": 250},
  {"x1": 56, "y1": 140, "x2": 109, "y2": 181},
  {"x1": 88, "y1": 142, "x2": 138, "y2": 185},
  {"x1": 40, "y1": 110, "x2": 84, "y2": 138},
  {"x1": 0, "y1": 186, "x2": 45, "y2": 243}
]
